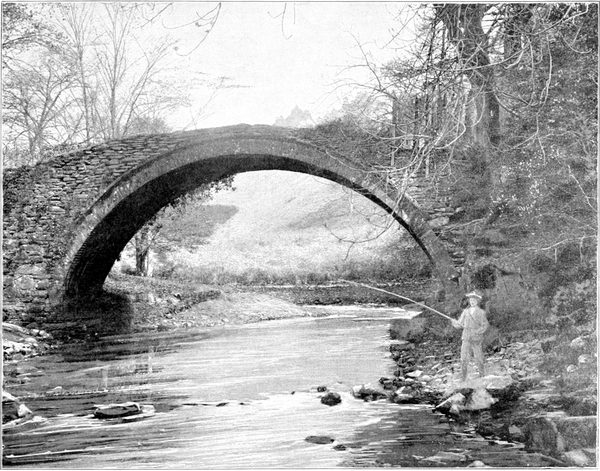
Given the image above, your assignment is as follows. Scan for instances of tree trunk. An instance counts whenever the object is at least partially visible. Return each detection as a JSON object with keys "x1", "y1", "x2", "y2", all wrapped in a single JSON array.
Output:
[
  {"x1": 436, "y1": 4, "x2": 501, "y2": 148},
  {"x1": 134, "y1": 226, "x2": 151, "y2": 277}
]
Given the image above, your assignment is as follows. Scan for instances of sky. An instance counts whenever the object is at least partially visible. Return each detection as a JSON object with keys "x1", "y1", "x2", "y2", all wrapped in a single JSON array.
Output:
[{"x1": 161, "y1": 2, "x2": 414, "y2": 129}]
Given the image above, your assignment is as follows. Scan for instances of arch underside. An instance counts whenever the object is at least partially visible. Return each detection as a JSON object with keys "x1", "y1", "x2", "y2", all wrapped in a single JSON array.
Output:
[{"x1": 64, "y1": 147, "x2": 441, "y2": 299}]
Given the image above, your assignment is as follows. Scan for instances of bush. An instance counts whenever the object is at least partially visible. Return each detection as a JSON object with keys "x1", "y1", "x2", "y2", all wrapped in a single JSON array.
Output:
[{"x1": 550, "y1": 279, "x2": 596, "y2": 326}]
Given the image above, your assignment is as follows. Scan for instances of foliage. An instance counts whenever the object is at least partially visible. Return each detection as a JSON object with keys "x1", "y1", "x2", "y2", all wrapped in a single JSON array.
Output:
[
  {"x1": 129, "y1": 176, "x2": 234, "y2": 276},
  {"x1": 550, "y1": 279, "x2": 597, "y2": 327}
]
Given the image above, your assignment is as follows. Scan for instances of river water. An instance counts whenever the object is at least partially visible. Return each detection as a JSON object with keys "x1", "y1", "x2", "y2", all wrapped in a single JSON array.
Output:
[{"x1": 3, "y1": 307, "x2": 553, "y2": 468}]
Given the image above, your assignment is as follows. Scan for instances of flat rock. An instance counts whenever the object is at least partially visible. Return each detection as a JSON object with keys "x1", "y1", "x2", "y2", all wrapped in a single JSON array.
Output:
[
  {"x1": 305, "y1": 435, "x2": 334, "y2": 444},
  {"x1": 406, "y1": 370, "x2": 423, "y2": 378},
  {"x1": 93, "y1": 402, "x2": 141, "y2": 419}
]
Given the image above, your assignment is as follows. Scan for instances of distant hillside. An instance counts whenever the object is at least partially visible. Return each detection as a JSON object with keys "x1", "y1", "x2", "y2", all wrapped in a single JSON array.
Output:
[
  {"x1": 152, "y1": 170, "x2": 427, "y2": 283},
  {"x1": 113, "y1": 170, "x2": 428, "y2": 283},
  {"x1": 158, "y1": 204, "x2": 238, "y2": 247}
]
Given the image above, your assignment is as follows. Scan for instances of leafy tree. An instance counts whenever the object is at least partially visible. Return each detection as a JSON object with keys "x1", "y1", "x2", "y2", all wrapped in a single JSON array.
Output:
[{"x1": 129, "y1": 178, "x2": 233, "y2": 277}]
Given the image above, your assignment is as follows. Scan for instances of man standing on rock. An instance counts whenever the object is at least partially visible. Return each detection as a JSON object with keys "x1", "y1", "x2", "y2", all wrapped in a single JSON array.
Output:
[{"x1": 452, "y1": 291, "x2": 489, "y2": 382}]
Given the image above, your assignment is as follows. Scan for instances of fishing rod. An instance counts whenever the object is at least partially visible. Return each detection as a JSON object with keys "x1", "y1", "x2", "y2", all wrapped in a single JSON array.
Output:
[{"x1": 341, "y1": 279, "x2": 456, "y2": 323}]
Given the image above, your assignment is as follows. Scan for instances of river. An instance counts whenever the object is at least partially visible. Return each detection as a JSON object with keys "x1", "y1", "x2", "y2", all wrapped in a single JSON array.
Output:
[{"x1": 3, "y1": 306, "x2": 552, "y2": 467}]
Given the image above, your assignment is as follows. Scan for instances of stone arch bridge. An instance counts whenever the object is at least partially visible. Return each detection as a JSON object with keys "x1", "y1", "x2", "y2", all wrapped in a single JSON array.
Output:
[{"x1": 3, "y1": 125, "x2": 462, "y2": 333}]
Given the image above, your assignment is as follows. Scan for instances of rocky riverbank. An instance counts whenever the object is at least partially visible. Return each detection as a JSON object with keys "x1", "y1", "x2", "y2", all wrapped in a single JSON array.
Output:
[{"x1": 344, "y1": 312, "x2": 598, "y2": 467}]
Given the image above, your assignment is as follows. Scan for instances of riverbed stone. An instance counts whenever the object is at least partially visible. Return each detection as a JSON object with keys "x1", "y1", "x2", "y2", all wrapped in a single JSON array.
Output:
[
  {"x1": 2, "y1": 391, "x2": 33, "y2": 424},
  {"x1": 464, "y1": 389, "x2": 497, "y2": 411},
  {"x1": 562, "y1": 449, "x2": 593, "y2": 467},
  {"x1": 435, "y1": 392, "x2": 467, "y2": 415},
  {"x1": 467, "y1": 460, "x2": 488, "y2": 467},
  {"x1": 406, "y1": 369, "x2": 423, "y2": 378},
  {"x1": 320, "y1": 392, "x2": 341, "y2": 406},
  {"x1": 352, "y1": 384, "x2": 388, "y2": 401},
  {"x1": 305, "y1": 435, "x2": 334, "y2": 444},
  {"x1": 93, "y1": 402, "x2": 141, "y2": 419}
]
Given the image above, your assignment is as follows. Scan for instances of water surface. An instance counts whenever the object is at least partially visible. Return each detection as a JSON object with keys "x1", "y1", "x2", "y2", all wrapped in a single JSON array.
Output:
[{"x1": 3, "y1": 308, "x2": 553, "y2": 467}]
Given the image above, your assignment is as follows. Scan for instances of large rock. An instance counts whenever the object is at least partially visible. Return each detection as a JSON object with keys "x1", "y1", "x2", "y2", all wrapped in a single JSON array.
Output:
[
  {"x1": 562, "y1": 449, "x2": 594, "y2": 467},
  {"x1": 351, "y1": 384, "x2": 388, "y2": 401},
  {"x1": 2, "y1": 391, "x2": 33, "y2": 424},
  {"x1": 435, "y1": 391, "x2": 467, "y2": 415},
  {"x1": 392, "y1": 386, "x2": 421, "y2": 405},
  {"x1": 305, "y1": 435, "x2": 334, "y2": 444},
  {"x1": 525, "y1": 414, "x2": 597, "y2": 455},
  {"x1": 465, "y1": 389, "x2": 497, "y2": 411},
  {"x1": 435, "y1": 386, "x2": 499, "y2": 416},
  {"x1": 320, "y1": 392, "x2": 341, "y2": 406},
  {"x1": 93, "y1": 402, "x2": 141, "y2": 419}
]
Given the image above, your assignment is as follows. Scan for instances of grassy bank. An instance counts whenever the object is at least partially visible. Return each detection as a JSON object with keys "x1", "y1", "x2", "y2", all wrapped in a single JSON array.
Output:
[{"x1": 103, "y1": 273, "x2": 434, "y2": 332}]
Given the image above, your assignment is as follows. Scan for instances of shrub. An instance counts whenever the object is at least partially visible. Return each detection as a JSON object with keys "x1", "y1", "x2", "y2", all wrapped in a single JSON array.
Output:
[{"x1": 550, "y1": 279, "x2": 596, "y2": 326}]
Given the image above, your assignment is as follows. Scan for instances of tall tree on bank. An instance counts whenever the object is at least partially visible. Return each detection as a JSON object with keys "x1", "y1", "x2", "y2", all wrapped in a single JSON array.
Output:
[
  {"x1": 346, "y1": 3, "x2": 596, "y2": 233},
  {"x1": 2, "y1": 3, "x2": 78, "y2": 166}
]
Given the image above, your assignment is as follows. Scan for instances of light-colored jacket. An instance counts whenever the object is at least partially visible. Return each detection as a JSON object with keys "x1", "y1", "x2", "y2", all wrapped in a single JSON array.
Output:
[{"x1": 457, "y1": 306, "x2": 489, "y2": 341}]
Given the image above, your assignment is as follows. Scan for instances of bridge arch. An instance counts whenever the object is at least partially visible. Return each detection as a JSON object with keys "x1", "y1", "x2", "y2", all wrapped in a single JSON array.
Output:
[{"x1": 3, "y1": 125, "x2": 457, "y2": 328}]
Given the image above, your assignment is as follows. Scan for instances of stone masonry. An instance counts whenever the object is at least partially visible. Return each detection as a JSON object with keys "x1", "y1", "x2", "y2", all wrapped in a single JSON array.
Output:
[{"x1": 3, "y1": 125, "x2": 461, "y2": 331}]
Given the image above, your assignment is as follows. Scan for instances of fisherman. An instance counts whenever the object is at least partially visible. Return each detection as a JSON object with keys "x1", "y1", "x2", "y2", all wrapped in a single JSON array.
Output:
[{"x1": 452, "y1": 291, "x2": 489, "y2": 381}]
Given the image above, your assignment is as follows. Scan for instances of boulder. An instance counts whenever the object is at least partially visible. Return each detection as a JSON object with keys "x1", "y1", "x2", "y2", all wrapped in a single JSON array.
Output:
[
  {"x1": 2, "y1": 391, "x2": 33, "y2": 424},
  {"x1": 464, "y1": 389, "x2": 497, "y2": 411},
  {"x1": 378, "y1": 377, "x2": 398, "y2": 390},
  {"x1": 406, "y1": 370, "x2": 423, "y2": 379},
  {"x1": 351, "y1": 384, "x2": 388, "y2": 401},
  {"x1": 93, "y1": 402, "x2": 141, "y2": 419},
  {"x1": 121, "y1": 404, "x2": 155, "y2": 422},
  {"x1": 562, "y1": 449, "x2": 593, "y2": 467},
  {"x1": 392, "y1": 387, "x2": 421, "y2": 405},
  {"x1": 435, "y1": 392, "x2": 467, "y2": 415},
  {"x1": 467, "y1": 460, "x2": 488, "y2": 467},
  {"x1": 305, "y1": 435, "x2": 334, "y2": 444},
  {"x1": 320, "y1": 392, "x2": 341, "y2": 406}
]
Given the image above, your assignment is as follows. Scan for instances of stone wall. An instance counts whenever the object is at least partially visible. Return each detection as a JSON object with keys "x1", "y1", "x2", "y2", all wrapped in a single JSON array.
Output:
[{"x1": 3, "y1": 125, "x2": 461, "y2": 331}]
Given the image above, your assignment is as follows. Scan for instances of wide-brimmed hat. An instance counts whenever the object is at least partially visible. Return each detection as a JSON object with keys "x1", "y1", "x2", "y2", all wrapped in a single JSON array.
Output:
[{"x1": 465, "y1": 291, "x2": 483, "y2": 300}]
